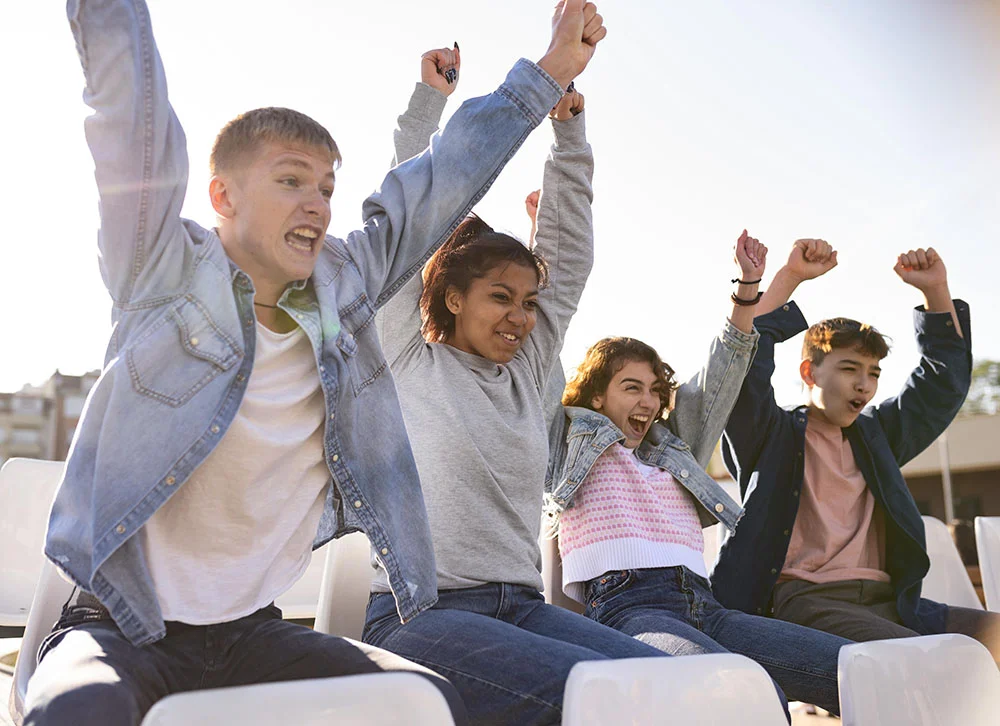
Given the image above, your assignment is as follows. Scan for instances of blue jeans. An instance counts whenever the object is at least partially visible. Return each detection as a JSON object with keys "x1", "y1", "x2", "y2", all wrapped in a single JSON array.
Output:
[
  {"x1": 586, "y1": 567, "x2": 850, "y2": 715},
  {"x1": 364, "y1": 583, "x2": 668, "y2": 726},
  {"x1": 25, "y1": 598, "x2": 467, "y2": 726}
]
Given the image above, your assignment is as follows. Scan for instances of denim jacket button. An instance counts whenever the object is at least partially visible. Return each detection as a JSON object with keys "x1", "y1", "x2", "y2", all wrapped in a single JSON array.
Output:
[
  {"x1": 115, "y1": 524, "x2": 126, "y2": 534},
  {"x1": 680, "y1": 469, "x2": 689, "y2": 478},
  {"x1": 381, "y1": 547, "x2": 389, "y2": 556},
  {"x1": 165, "y1": 476, "x2": 176, "y2": 486},
  {"x1": 210, "y1": 425, "x2": 220, "y2": 434},
  {"x1": 714, "y1": 503, "x2": 724, "y2": 513},
  {"x1": 189, "y1": 337, "x2": 199, "y2": 346},
  {"x1": 782, "y1": 305, "x2": 790, "y2": 312},
  {"x1": 332, "y1": 454, "x2": 340, "y2": 463},
  {"x1": 770, "y1": 568, "x2": 778, "y2": 575},
  {"x1": 353, "y1": 500, "x2": 362, "y2": 508}
]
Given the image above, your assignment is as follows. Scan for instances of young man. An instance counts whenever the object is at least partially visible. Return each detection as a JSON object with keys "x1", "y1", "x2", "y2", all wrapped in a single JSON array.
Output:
[
  {"x1": 22, "y1": 2, "x2": 606, "y2": 724},
  {"x1": 713, "y1": 240, "x2": 1000, "y2": 660}
]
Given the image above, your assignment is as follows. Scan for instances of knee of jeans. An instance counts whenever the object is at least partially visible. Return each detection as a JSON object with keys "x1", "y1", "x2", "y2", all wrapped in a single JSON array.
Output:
[{"x1": 25, "y1": 679, "x2": 143, "y2": 726}]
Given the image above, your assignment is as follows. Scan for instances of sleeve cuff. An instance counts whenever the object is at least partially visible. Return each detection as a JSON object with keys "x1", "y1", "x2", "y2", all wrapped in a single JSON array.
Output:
[
  {"x1": 913, "y1": 298, "x2": 969, "y2": 340},
  {"x1": 755, "y1": 300, "x2": 809, "y2": 341},
  {"x1": 501, "y1": 59, "x2": 565, "y2": 126},
  {"x1": 406, "y1": 82, "x2": 448, "y2": 125},
  {"x1": 551, "y1": 109, "x2": 587, "y2": 148},
  {"x1": 721, "y1": 319, "x2": 760, "y2": 354}
]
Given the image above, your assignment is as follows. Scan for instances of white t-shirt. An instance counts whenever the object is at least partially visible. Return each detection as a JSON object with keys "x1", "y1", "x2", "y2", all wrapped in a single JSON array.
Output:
[{"x1": 141, "y1": 322, "x2": 328, "y2": 624}]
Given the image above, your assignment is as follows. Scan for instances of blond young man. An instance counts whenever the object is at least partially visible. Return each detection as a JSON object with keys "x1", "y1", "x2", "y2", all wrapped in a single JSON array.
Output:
[{"x1": 22, "y1": 2, "x2": 606, "y2": 724}]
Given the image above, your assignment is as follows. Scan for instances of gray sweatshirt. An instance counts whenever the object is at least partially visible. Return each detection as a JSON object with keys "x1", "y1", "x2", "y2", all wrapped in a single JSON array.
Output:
[{"x1": 373, "y1": 84, "x2": 594, "y2": 591}]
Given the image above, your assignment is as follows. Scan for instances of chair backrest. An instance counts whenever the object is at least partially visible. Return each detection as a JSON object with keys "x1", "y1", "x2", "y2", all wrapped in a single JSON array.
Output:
[
  {"x1": 921, "y1": 515, "x2": 982, "y2": 609},
  {"x1": 974, "y1": 517, "x2": 1000, "y2": 611},
  {"x1": 562, "y1": 654, "x2": 788, "y2": 726},
  {"x1": 838, "y1": 633, "x2": 1000, "y2": 726},
  {"x1": 9, "y1": 557, "x2": 76, "y2": 725},
  {"x1": 0, "y1": 458, "x2": 66, "y2": 626},
  {"x1": 274, "y1": 541, "x2": 330, "y2": 620},
  {"x1": 139, "y1": 672, "x2": 455, "y2": 726},
  {"x1": 313, "y1": 531, "x2": 377, "y2": 640}
]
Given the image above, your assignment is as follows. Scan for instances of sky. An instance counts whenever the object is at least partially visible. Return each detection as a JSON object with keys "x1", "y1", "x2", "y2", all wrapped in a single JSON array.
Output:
[{"x1": 1, "y1": 0, "x2": 998, "y2": 407}]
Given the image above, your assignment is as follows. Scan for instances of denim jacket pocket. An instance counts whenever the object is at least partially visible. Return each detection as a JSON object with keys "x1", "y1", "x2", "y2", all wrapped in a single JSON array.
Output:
[
  {"x1": 126, "y1": 296, "x2": 242, "y2": 407},
  {"x1": 338, "y1": 292, "x2": 387, "y2": 396}
]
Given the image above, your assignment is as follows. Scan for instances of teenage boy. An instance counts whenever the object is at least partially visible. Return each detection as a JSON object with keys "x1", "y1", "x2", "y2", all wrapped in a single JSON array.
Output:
[
  {"x1": 21, "y1": 1, "x2": 607, "y2": 724},
  {"x1": 713, "y1": 240, "x2": 1000, "y2": 660}
]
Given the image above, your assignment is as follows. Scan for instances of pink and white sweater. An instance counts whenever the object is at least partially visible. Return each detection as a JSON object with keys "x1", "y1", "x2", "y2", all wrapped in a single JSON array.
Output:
[{"x1": 558, "y1": 443, "x2": 706, "y2": 603}]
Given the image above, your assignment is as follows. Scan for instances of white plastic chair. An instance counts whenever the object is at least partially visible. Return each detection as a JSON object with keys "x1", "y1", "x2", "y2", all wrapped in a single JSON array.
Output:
[
  {"x1": 702, "y1": 522, "x2": 724, "y2": 575},
  {"x1": 921, "y1": 515, "x2": 982, "y2": 609},
  {"x1": 974, "y1": 516, "x2": 1000, "y2": 612},
  {"x1": 0, "y1": 458, "x2": 66, "y2": 626},
  {"x1": 562, "y1": 654, "x2": 788, "y2": 726},
  {"x1": 838, "y1": 634, "x2": 1000, "y2": 726},
  {"x1": 138, "y1": 672, "x2": 455, "y2": 726},
  {"x1": 313, "y1": 531, "x2": 376, "y2": 640},
  {"x1": 274, "y1": 541, "x2": 330, "y2": 619},
  {"x1": 9, "y1": 558, "x2": 76, "y2": 725}
]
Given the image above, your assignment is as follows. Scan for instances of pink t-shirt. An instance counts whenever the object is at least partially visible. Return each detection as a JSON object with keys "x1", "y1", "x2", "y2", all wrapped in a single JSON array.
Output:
[
  {"x1": 780, "y1": 415, "x2": 890, "y2": 584},
  {"x1": 558, "y1": 443, "x2": 706, "y2": 603}
]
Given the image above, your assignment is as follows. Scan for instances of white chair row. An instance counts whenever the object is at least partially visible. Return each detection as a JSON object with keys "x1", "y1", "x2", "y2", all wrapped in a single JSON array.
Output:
[{"x1": 6, "y1": 457, "x2": 1000, "y2": 725}]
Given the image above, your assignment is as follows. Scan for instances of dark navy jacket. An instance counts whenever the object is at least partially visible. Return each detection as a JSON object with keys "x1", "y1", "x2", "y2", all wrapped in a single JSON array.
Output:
[{"x1": 712, "y1": 300, "x2": 972, "y2": 634}]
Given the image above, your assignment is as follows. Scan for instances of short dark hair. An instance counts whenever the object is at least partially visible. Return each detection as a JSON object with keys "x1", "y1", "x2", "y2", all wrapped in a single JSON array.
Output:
[
  {"x1": 802, "y1": 317, "x2": 891, "y2": 365},
  {"x1": 420, "y1": 215, "x2": 548, "y2": 343},
  {"x1": 210, "y1": 107, "x2": 341, "y2": 176},
  {"x1": 562, "y1": 337, "x2": 679, "y2": 420}
]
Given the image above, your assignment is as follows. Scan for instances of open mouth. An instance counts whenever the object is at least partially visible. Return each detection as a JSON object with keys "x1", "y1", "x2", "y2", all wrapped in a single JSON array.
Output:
[
  {"x1": 497, "y1": 331, "x2": 520, "y2": 346},
  {"x1": 285, "y1": 226, "x2": 321, "y2": 253},
  {"x1": 627, "y1": 413, "x2": 650, "y2": 437},
  {"x1": 847, "y1": 398, "x2": 865, "y2": 414}
]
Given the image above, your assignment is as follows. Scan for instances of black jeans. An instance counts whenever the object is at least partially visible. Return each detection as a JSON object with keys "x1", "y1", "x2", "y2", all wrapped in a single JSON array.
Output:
[{"x1": 24, "y1": 597, "x2": 468, "y2": 726}]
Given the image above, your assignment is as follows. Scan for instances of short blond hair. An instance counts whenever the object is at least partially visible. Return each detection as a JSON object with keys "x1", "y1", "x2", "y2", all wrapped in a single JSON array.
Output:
[{"x1": 210, "y1": 107, "x2": 341, "y2": 176}]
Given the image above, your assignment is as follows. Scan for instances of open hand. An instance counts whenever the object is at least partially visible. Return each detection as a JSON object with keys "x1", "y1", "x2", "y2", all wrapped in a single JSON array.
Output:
[
  {"x1": 538, "y1": 0, "x2": 607, "y2": 90},
  {"x1": 786, "y1": 238, "x2": 838, "y2": 282},
  {"x1": 734, "y1": 230, "x2": 767, "y2": 281},
  {"x1": 421, "y1": 44, "x2": 461, "y2": 97},
  {"x1": 893, "y1": 247, "x2": 948, "y2": 292}
]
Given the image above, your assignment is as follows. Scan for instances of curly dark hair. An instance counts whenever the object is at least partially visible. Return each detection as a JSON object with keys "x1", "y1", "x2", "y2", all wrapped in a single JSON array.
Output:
[
  {"x1": 420, "y1": 215, "x2": 549, "y2": 343},
  {"x1": 562, "y1": 337, "x2": 679, "y2": 420}
]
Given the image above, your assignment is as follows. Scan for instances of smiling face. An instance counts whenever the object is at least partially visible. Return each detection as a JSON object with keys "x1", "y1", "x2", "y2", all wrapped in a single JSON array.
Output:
[
  {"x1": 801, "y1": 346, "x2": 882, "y2": 427},
  {"x1": 591, "y1": 359, "x2": 665, "y2": 448},
  {"x1": 444, "y1": 261, "x2": 540, "y2": 364},
  {"x1": 212, "y1": 140, "x2": 334, "y2": 301}
]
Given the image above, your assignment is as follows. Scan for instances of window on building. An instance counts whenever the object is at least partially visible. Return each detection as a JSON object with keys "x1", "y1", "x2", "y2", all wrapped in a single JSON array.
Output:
[
  {"x1": 11, "y1": 428, "x2": 40, "y2": 445},
  {"x1": 12, "y1": 397, "x2": 44, "y2": 415},
  {"x1": 64, "y1": 396, "x2": 85, "y2": 418}
]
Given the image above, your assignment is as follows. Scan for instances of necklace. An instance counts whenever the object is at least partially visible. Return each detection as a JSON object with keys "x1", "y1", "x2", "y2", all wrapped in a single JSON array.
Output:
[{"x1": 253, "y1": 301, "x2": 280, "y2": 309}]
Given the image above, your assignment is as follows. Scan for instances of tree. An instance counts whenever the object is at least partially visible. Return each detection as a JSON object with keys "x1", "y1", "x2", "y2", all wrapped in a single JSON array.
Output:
[{"x1": 960, "y1": 359, "x2": 1000, "y2": 416}]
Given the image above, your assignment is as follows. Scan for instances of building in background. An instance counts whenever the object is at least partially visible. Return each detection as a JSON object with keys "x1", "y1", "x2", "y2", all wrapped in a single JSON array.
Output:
[
  {"x1": 902, "y1": 414, "x2": 1000, "y2": 523},
  {"x1": 0, "y1": 370, "x2": 99, "y2": 466}
]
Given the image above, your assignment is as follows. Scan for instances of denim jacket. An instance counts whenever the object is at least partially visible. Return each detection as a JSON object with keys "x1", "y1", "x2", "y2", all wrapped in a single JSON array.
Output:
[
  {"x1": 48, "y1": 0, "x2": 563, "y2": 646},
  {"x1": 713, "y1": 300, "x2": 972, "y2": 633},
  {"x1": 544, "y1": 321, "x2": 758, "y2": 535}
]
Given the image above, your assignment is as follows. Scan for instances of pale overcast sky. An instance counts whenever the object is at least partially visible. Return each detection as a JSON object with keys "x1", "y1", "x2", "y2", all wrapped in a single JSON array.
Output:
[{"x1": 1, "y1": 0, "x2": 998, "y2": 408}]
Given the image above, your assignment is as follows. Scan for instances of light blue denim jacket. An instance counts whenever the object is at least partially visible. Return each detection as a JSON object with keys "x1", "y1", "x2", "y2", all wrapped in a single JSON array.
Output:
[
  {"x1": 545, "y1": 321, "x2": 759, "y2": 534},
  {"x1": 48, "y1": 0, "x2": 563, "y2": 646}
]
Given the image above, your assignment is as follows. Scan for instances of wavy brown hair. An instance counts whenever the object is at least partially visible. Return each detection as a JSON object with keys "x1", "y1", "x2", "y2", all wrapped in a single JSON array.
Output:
[
  {"x1": 802, "y1": 317, "x2": 891, "y2": 365},
  {"x1": 420, "y1": 215, "x2": 549, "y2": 343},
  {"x1": 563, "y1": 337, "x2": 679, "y2": 420}
]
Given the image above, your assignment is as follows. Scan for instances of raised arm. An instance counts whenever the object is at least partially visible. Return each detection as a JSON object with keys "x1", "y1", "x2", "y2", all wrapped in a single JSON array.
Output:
[
  {"x1": 519, "y1": 89, "x2": 595, "y2": 385},
  {"x1": 723, "y1": 239, "x2": 837, "y2": 479},
  {"x1": 69, "y1": 0, "x2": 190, "y2": 305},
  {"x1": 669, "y1": 232, "x2": 765, "y2": 467},
  {"x1": 376, "y1": 47, "x2": 459, "y2": 366},
  {"x1": 873, "y1": 248, "x2": 972, "y2": 464},
  {"x1": 346, "y1": 0, "x2": 606, "y2": 312}
]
